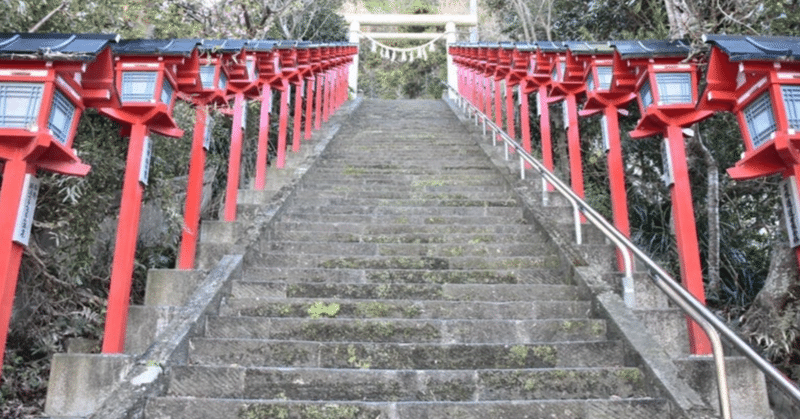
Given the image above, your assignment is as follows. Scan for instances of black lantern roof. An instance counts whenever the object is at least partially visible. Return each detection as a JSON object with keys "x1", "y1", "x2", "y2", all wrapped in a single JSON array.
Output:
[
  {"x1": 515, "y1": 43, "x2": 537, "y2": 52},
  {"x1": 703, "y1": 34, "x2": 800, "y2": 61},
  {"x1": 0, "y1": 33, "x2": 119, "y2": 60},
  {"x1": 112, "y1": 38, "x2": 200, "y2": 56},
  {"x1": 564, "y1": 41, "x2": 614, "y2": 55},
  {"x1": 535, "y1": 41, "x2": 566, "y2": 53},
  {"x1": 195, "y1": 39, "x2": 245, "y2": 54},
  {"x1": 248, "y1": 40, "x2": 279, "y2": 51},
  {"x1": 610, "y1": 39, "x2": 691, "y2": 58}
]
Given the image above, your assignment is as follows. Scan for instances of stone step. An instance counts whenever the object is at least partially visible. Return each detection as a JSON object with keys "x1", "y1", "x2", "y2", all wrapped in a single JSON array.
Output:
[
  {"x1": 281, "y1": 204, "x2": 523, "y2": 218},
  {"x1": 287, "y1": 196, "x2": 521, "y2": 208},
  {"x1": 251, "y1": 254, "x2": 563, "y2": 271},
  {"x1": 303, "y1": 189, "x2": 516, "y2": 201},
  {"x1": 275, "y1": 213, "x2": 525, "y2": 226},
  {"x1": 226, "y1": 281, "x2": 582, "y2": 301},
  {"x1": 203, "y1": 317, "x2": 607, "y2": 343},
  {"x1": 258, "y1": 241, "x2": 556, "y2": 258},
  {"x1": 269, "y1": 221, "x2": 537, "y2": 236},
  {"x1": 298, "y1": 184, "x2": 517, "y2": 195},
  {"x1": 165, "y1": 366, "x2": 647, "y2": 401},
  {"x1": 311, "y1": 162, "x2": 501, "y2": 172},
  {"x1": 145, "y1": 397, "x2": 669, "y2": 419},
  {"x1": 187, "y1": 339, "x2": 626, "y2": 369},
  {"x1": 241, "y1": 267, "x2": 570, "y2": 285},
  {"x1": 219, "y1": 298, "x2": 592, "y2": 320},
  {"x1": 309, "y1": 166, "x2": 502, "y2": 176},
  {"x1": 266, "y1": 230, "x2": 544, "y2": 245}
]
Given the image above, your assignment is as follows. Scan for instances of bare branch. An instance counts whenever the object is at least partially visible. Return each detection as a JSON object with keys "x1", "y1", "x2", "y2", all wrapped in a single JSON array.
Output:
[{"x1": 28, "y1": 1, "x2": 67, "y2": 33}]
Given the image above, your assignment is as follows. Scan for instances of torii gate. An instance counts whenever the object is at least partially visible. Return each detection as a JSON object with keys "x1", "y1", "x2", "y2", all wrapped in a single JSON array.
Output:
[{"x1": 343, "y1": 0, "x2": 478, "y2": 97}]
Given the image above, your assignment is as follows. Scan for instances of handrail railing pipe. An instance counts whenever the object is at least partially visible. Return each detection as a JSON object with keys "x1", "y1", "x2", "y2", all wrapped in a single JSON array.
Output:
[{"x1": 444, "y1": 80, "x2": 800, "y2": 418}]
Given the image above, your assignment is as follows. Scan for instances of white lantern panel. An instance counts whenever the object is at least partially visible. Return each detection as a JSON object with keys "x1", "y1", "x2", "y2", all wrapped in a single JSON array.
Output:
[
  {"x1": 246, "y1": 58, "x2": 257, "y2": 81},
  {"x1": 744, "y1": 92, "x2": 777, "y2": 149},
  {"x1": 161, "y1": 78, "x2": 174, "y2": 106},
  {"x1": 596, "y1": 66, "x2": 613, "y2": 90},
  {"x1": 640, "y1": 79, "x2": 653, "y2": 110},
  {"x1": 121, "y1": 71, "x2": 157, "y2": 102},
  {"x1": 781, "y1": 85, "x2": 800, "y2": 131},
  {"x1": 655, "y1": 72, "x2": 692, "y2": 104},
  {"x1": 48, "y1": 89, "x2": 76, "y2": 145},
  {"x1": 218, "y1": 72, "x2": 228, "y2": 91},
  {"x1": 0, "y1": 82, "x2": 43, "y2": 129},
  {"x1": 199, "y1": 65, "x2": 216, "y2": 90}
]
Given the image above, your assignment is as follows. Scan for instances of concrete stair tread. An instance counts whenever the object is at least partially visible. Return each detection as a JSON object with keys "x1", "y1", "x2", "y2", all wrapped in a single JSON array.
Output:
[
  {"x1": 266, "y1": 230, "x2": 551, "y2": 244},
  {"x1": 252, "y1": 254, "x2": 563, "y2": 271},
  {"x1": 144, "y1": 398, "x2": 670, "y2": 419},
  {"x1": 281, "y1": 205, "x2": 523, "y2": 216},
  {"x1": 187, "y1": 338, "x2": 627, "y2": 369},
  {"x1": 219, "y1": 298, "x2": 593, "y2": 320},
  {"x1": 276, "y1": 213, "x2": 526, "y2": 225},
  {"x1": 287, "y1": 197, "x2": 521, "y2": 208},
  {"x1": 258, "y1": 241, "x2": 558, "y2": 258},
  {"x1": 304, "y1": 190, "x2": 517, "y2": 200},
  {"x1": 241, "y1": 267, "x2": 570, "y2": 285},
  {"x1": 166, "y1": 365, "x2": 649, "y2": 401},
  {"x1": 226, "y1": 281, "x2": 582, "y2": 301},
  {"x1": 270, "y1": 221, "x2": 538, "y2": 235},
  {"x1": 203, "y1": 317, "x2": 608, "y2": 343}
]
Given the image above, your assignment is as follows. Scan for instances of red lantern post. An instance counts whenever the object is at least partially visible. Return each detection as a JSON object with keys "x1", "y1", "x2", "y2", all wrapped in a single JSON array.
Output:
[
  {"x1": 176, "y1": 40, "x2": 231, "y2": 269},
  {"x1": 274, "y1": 43, "x2": 299, "y2": 169},
  {"x1": 509, "y1": 46, "x2": 534, "y2": 161},
  {"x1": 521, "y1": 42, "x2": 560, "y2": 191},
  {"x1": 572, "y1": 42, "x2": 638, "y2": 271},
  {"x1": 218, "y1": 41, "x2": 261, "y2": 222},
  {"x1": 611, "y1": 40, "x2": 714, "y2": 355},
  {"x1": 246, "y1": 41, "x2": 282, "y2": 191},
  {"x1": 546, "y1": 43, "x2": 588, "y2": 208},
  {"x1": 98, "y1": 39, "x2": 202, "y2": 353},
  {"x1": 0, "y1": 33, "x2": 119, "y2": 376}
]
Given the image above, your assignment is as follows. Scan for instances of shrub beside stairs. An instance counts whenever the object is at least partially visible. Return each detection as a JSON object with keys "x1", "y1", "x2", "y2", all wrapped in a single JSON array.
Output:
[{"x1": 44, "y1": 98, "x2": 772, "y2": 418}]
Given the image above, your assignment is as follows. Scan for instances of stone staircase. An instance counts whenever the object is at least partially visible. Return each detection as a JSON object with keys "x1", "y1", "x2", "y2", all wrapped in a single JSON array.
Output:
[{"x1": 139, "y1": 99, "x2": 672, "y2": 418}]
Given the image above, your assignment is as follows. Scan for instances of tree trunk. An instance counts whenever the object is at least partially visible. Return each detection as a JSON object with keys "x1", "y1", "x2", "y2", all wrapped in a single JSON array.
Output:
[
  {"x1": 663, "y1": 0, "x2": 702, "y2": 39},
  {"x1": 694, "y1": 128, "x2": 721, "y2": 295},
  {"x1": 740, "y1": 222, "x2": 799, "y2": 364}
]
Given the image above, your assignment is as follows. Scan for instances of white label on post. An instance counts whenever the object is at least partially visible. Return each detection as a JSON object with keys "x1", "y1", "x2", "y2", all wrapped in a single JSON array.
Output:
[
  {"x1": 562, "y1": 101, "x2": 569, "y2": 129},
  {"x1": 661, "y1": 137, "x2": 674, "y2": 187},
  {"x1": 267, "y1": 89, "x2": 274, "y2": 112},
  {"x1": 535, "y1": 92, "x2": 541, "y2": 116},
  {"x1": 600, "y1": 115, "x2": 610, "y2": 152},
  {"x1": 517, "y1": 85, "x2": 523, "y2": 106},
  {"x1": 241, "y1": 103, "x2": 248, "y2": 129},
  {"x1": 203, "y1": 112, "x2": 214, "y2": 150},
  {"x1": 13, "y1": 174, "x2": 40, "y2": 246},
  {"x1": 139, "y1": 136, "x2": 152, "y2": 186},
  {"x1": 780, "y1": 177, "x2": 800, "y2": 248}
]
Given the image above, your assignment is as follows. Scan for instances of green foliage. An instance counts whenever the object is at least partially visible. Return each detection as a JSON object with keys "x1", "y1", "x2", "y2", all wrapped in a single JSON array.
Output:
[
  {"x1": 358, "y1": 0, "x2": 438, "y2": 14},
  {"x1": 359, "y1": 42, "x2": 447, "y2": 99}
]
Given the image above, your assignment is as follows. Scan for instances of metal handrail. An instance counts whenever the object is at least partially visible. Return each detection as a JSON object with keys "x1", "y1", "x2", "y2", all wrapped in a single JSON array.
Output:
[{"x1": 444, "y1": 81, "x2": 800, "y2": 419}]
